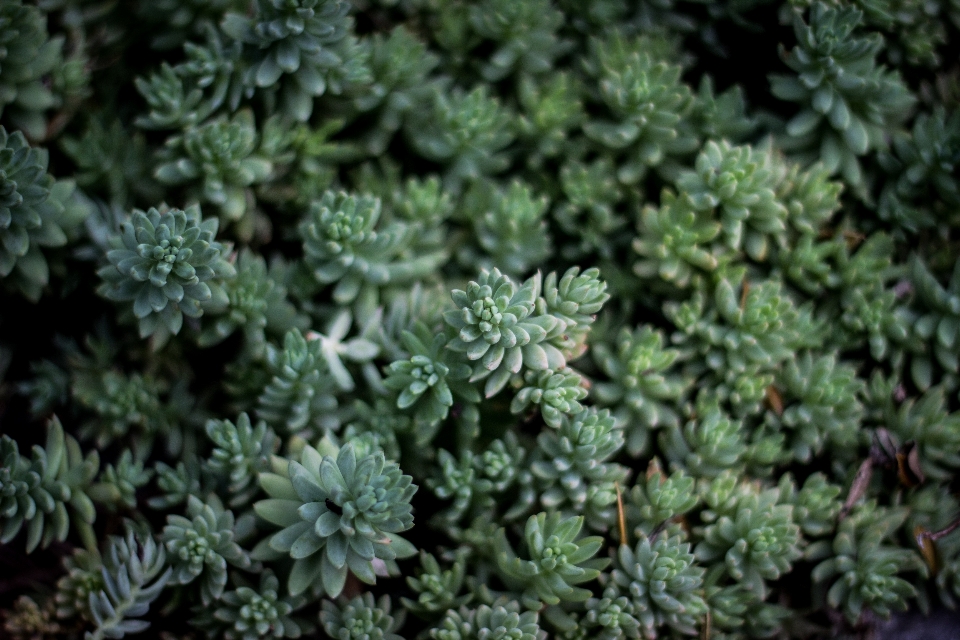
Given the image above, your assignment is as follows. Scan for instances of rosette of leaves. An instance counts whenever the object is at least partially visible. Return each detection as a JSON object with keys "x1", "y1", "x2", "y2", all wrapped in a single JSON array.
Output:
[
  {"x1": 769, "y1": 2, "x2": 915, "y2": 188},
  {"x1": 134, "y1": 61, "x2": 212, "y2": 131},
  {"x1": 510, "y1": 368, "x2": 587, "y2": 428},
  {"x1": 553, "y1": 158, "x2": 624, "y2": 256},
  {"x1": 320, "y1": 592, "x2": 404, "y2": 640},
  {"x1": 780, "y1": 473, "x2": 841, "y2": 538},
  {"x1": 667, "y1": 270, "x2": 820, "y2": 382},
  {"x1": 701, "y1": 578, "x2": 791, "y2": 638},
  {"x1": 776, "y1": 232, "x2": 842, "y2": 296},
  {"x1": 199, "y1": 249, "x2": 303, "y2": 356},
  {"x1": 257, "y1": 328, "x2": 338, "y2": 435},
  {"x1": 60, "y1": 116, "x2": 160, "y2": 207},
  {"x1": 883, "y1": 386, "x2": 960, "y2": 483},
  {"x1": 583, "y1": 34, "x2": 696, "y2": 173},
  {"x1": 0, "y1": 1, "x2": 63, "y2": 139},
  {"x1": 195, "y1": 570, "x2": 306, "y2": 640},
  {"x1": 205, "y1": 412, "x2": 277, "y2": 507},
  {"x1": 542, "y1": 266, "x2": 609, "y2": 361},
  {"x1": 633, "y1": 189, "x2": 723, "y2": 289},
  {"x1": 530, "y1": 408, "x2": 628, "y2": 523},
  {"x1": 252, "y1": 442, "x2": 417, "y2": 596},
  {"x1": 808, "y1": 504, "x2": 923, "y2": 623},
  {"x1": 879, "y1": 108, "x2": 960, "y2": 233},
  {"x1": 391, "y1": 176, "x2": 455, "y2": 230},
  {"x1": 694, "y1": 484, "x2": 802, "y2": 598},
  {"x1": 163, "y1": 495, "x2": 250, "y2": 604},
  {"x1": 676, "y1": 140, "x2": 787, "y2": 260},
  {"x1": 592, "y1": 325, "x2": 687, "y2": 455},
  {"x1": 494, "y1": 512, "x2": 608, "y2": 608},
  {"x1": 340, "y1": 399, "x2": 405, "y2": 462},
  {"x1": 72, "y1": 365, "x2": 198, "y2": 456},
  {"x1": 355, "y1": 27, "x2": 439, "y2": 155},
  {"x1": 429, "y1": 449, "x2": 481, "y2": 525},
  {"x1": 403, "y1": 550, "x2": 471, "y2": 617},
  {"x1": 384, "y1": 321, "x2": 478, "y2": 440},
  {"x1": 221, "y1": 0, "x2": 369, "y2": 121},
  {"x1": 17, "y1": 357, "x2": 69, "y2": 417},
  {"x1": 405, "y1": 85, "x2": 515, "y2": 188},
  {"x1": 627, "y1": 466, "x2": 699, "y2": 535},
  {"x1": 909, "y1": 256, "x2": 960, "y2": 390},
  {"x1": 777, "y1": 160, "x2": 843, "y2": 235},
  {"x1": 430, "y1": 436, "x2": 526, "y2": 525},
  {"x1": 463, "y1": 179, "x2": 551, "y2": 275},
  {"x1": 691, "y1": 77, "x2": 757, "y2": 143},
  {"x1": 84, "y1": 525, "x2": 172, "y2": 640},
  {"x1": 660, "y1": 399, "x2": 747, "y2": 478},
  {"x1": 299, "y1": 191, "x2": 446, "y2": 304},
  {"x1": 429, "y1": 602, "x2": 540, "y2": 640},
  {"x1": 98, "y1": 204, "x2": 235, "y2": 339},
  {"x1": 138, "y1": 0, "x2": 245, "y2": 49},
  {"x1": 0, "y1": 127, "x2": 83, "y2": 301},
  {"x1": 0, "y1": 417, "x2": 98, "y2": 552},
  {"x1": 72, "y1": 368, "x2": 165, "y2": 449},
  {"x1": 834, "y1": 234, "x2": 910, "y2": 360},
  {"x1": 55, "y1": 545, "x2": 103, "y2": 622},
  {"x1": 765, "y1": 352, "x2": 864, "y2": 462},
  {"x1": 88, "y1": 449, "x2": 153, "y2": 510},
  {"x1": 149, "y1": 458, "x2": 203, "y2": 510},
  {"x1": 579, "y1": 585, "x2": 641, "y2": 640},
  {"x1": 155, "y1": 110, "x2": 273, "y2": 225},
  {"x1": 516, "y1": 73, "x2": 586, "y2": 166},
  {"x1": 611, "y1": 533, "x2": 707, "y2": 638},
  {"x1": 468, "y1": 0, "x2": 566, "y2": 80},
  {"x1": 444, "y1": 268, "x2": 564, "y2": 397}
]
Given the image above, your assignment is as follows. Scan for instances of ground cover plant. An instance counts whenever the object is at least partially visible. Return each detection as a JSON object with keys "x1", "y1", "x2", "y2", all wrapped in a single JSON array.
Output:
[{"x1": 2, "y1": 0, "x2": 960, "y2": 638}]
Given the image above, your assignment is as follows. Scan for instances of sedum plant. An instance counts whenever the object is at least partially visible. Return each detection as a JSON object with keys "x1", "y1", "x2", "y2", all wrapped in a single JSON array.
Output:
[
  {"x1": 97, "y1": 204, "x2": 235, "y2": 340},
  {"x1": 162, "y1": 494, "x2": 250, "y2": 604},
  {"x1": 494, "y1": 511, "x2": 609, "y2": 608},
  {"x1": 252, "y1": 442, "x2": 417, "y2": 596},
  {"x1": 6, "y1": 0, "x2": 960, "y2": 638},
  {"x1": 611, "y1": 533, "x2": 708, "y2": 638}
]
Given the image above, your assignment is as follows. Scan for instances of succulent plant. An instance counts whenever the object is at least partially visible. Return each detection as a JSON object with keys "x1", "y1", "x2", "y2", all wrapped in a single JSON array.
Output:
[{"x1": 253, "y1": 442, "x2": 417, "y2": 596}]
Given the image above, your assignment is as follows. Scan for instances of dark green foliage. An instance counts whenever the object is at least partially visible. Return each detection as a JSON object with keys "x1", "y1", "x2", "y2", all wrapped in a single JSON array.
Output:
[
  {"x1": 257, "y1": 328, "x2": 338, "y2": 435},
  {"x1": 695, "y1": 481, "x2": 803, "y2": 598},
  {"x1": 612, "y1": 534, "x2": 708, "y2": 638},
  {"x1": 204, "y1": 412, "x2": 277, "y2": 507},
  {"x1": 530, "y1": 407, "x2": 628, "y2": 525},
  {"x1": 221, "y1": 0, "x2": 368, "y2": 121},
  {"x1": 155, "y1": 110, "x2": 273, "y2": 226},
  {"x1": 163, "y1": 495, "x2": 250, "y2": 604},
  {"x1": 0, "y1": 1, "x2": 73, "y2": 140},
  {"x1": 98, "y1": 204, "x2": 235, "y2": 340},
  {"x1": 495, "y1": 512, "x2": 609, "y2": 608},
  {"x1": 429, "y1": 601, "x2": 540, "y2": 640},
  {"x1": 300, "y1": 190, "x2": 446, "y2": 304},
  {"x1": 319, "y1": 592, "x2": 404, "y2": 640},
  {"x1": 5, "y1": 0, "x2": 960, "y2": 637},
  {"x1": 0, "y1": 417, "x2": 97, "y2": 553},
  {"x1": 193, "y1": 570, "x2": 306, "y2": 639},
  {"x1": 809, "y1": 504, "x2": 924, "y2": 622},
  {"x1": 402, "y1": 550, "x2": 471, "y2": 616},
  {"x1": 770, "y1": 2, "x2": 915, "y2": 188},
  {"x1": 0, "y1": 127, "x2": 87, "y2": 300}
]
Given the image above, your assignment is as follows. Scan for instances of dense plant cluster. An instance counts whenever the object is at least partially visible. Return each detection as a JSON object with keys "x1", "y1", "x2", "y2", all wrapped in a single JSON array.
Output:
[{"x1": 2, "y1": 0, "x2": 960, "y2": 638}]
